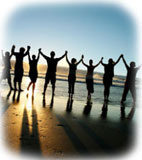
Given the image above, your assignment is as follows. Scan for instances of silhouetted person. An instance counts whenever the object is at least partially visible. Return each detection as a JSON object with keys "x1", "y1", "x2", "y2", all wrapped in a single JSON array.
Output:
[
  {"x1": 121, "y1": 55, "x2": 141, "y2": 104},
  {"x1": 0, "y1": 50, "x2": 13, "y2": 90},
  {"x1": 27, "y1": 48, "x2": 40, "y2": 93},
  {"x1": 11, "y1": 45, "x2": 30, "y2": 91},
  {"x1": 66, "y1": 53, "x2": 83, "y2": 97},
  {"x1": 101, "y1": 55, "x2": 123, "y2": 101},
  {"x1": 39, "y1": 49, "x2": 67, "y2": 96},
  {"x1": 82, "y1": 57, "x2": 103, "y2": 98}
]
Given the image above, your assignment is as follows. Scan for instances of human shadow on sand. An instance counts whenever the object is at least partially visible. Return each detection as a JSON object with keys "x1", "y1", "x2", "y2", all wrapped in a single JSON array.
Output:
[
  {"x1": 20, "y1": 93, "x2": 41, "y2": 156},
  {"x1": 120, "y1": 103, "x2": 136, "y2": 120},
  {"x1": 101, "y1": 101, "x2": 108, "y2": 119}
]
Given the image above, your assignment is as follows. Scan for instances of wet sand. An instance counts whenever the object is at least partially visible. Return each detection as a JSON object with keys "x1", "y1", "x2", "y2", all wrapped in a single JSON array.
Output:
[{"x1": 0, "y1": 81, "x2": 136, "y2": 159}]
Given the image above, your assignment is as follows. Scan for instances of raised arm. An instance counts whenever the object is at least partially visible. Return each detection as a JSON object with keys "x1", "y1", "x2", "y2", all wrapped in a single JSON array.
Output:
[
  {"x1": 28, "y1": 52, "x2": 31, "y2": 61},
  {"x1": 11, "y1": 45, "x2": 17, "y2": 56},
  {"x1": 66, "y1": 52, "x2": 71, "y2": 65},
  {"x1": 36, "y1": 49, "x2": 40, "y2": 62},
  {"x1": 94, "y1": 57, "x2": 103, "y2": 68},
  {"x1": 39, "y1": 49, "x2": 48, "y2": 60},
  {"x1": 24, "y1": 46, "x2": 30, "y2": 57},
  {"x1": 122, "y1": 56, "x2": 129, "y2": 70},
  {"x1": 76, "y1": 55, "x2": 84, "y2": 66},
  {"x1": 136, "y1": 64, "x2": 142, "y2": 71},
  {"x1": 1, "y1": 50, "x2": 4, "y2": 59},
  {"x1": 100, "y1": 57, "x2": 106, "y2": 66},
  {"x1": 82, "y1": 58, "x2": 88, "y2": 67},
  {"x1": 9, "y1": 52, "x2": 13, "y2": 59},
  {"x1": 57, "y1": 51, "x2": 67, "y2": 61},
  {"x1": 114, "y1": 54, "x2": 123, "y2": 66}
]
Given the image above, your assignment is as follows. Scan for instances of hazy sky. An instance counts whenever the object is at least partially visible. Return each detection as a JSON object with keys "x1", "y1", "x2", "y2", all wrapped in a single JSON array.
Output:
[{"x1": 5, "y1": 3, "x2": 137, "y2": 76}]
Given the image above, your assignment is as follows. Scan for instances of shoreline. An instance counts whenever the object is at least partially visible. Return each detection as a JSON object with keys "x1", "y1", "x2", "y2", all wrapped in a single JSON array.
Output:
[{"x1": 9, "y1": 72, "x2": 125, "y2": 88}]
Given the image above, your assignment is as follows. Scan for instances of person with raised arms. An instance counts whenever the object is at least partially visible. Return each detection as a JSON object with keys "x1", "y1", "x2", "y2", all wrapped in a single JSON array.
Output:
[
  {"x1": 0, "y1": 50, "x2": 13, "y2": 90},
  {"x1": 82, "y1": 57, "x2": 103, "y2": 98},
  {"x1": 11, "y1": 45, "x2": 30, "y2": 91},
  {"x1": 66, "y1": 53, "x2": 83, "y2": 97},
  {"x1": 27, "y1": 48, "x2": 40, "y2": 93},
  {"x1": 39, "y1": 49, "x2": 67, "y2": 96},
  {"x1": 121, "y1": 55, "x2": 141, "y2": 104},
  {"x1": 101, "y1": 54, "x2": 123, "y2": 101}
]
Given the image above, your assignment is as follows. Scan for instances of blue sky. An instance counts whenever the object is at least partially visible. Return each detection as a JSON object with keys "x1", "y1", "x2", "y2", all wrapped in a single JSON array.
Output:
[{"x1": 5, "y1": 3, "x2": 137, "y2": 76}]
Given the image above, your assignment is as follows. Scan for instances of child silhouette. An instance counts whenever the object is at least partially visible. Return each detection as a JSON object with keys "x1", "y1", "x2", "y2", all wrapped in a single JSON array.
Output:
[
  {"x1": 27, "y1": 48, "x2": 40, "y2": 92},
  {"x1": 0, "y1": 50, "x2": 13, "y2": 90},
  {"x1": 82, "y1": 57, "x2": 103, "y2": 98},
  {"x1": 66, "y1": 53, "x2": 83, "y2": 97}
]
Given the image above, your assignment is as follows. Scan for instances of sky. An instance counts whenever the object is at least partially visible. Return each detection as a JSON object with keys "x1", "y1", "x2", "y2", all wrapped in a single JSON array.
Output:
[{"x1": 4, "y1": 3, "x2": 137, "y2": 76}]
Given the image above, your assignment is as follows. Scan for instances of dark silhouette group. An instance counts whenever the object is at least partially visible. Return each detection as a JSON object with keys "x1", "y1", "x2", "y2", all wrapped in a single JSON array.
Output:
[{"x1": 0, "y1": 45, "x2": 141, "y2": 104}]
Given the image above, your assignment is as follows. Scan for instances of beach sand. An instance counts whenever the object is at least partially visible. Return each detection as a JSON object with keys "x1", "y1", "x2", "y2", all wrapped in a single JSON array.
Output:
[{"x1": 0, "y1": 77, "x2": 137, "y2": 159}]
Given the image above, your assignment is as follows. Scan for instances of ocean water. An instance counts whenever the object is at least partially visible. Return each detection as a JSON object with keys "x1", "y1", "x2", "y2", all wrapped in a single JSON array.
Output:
[
  {"x1": 33, "y1": 78, "x2": 132, "y2": 104},
  {"x1": 1, "y1": 75, "x2": 135, "y2": 106}
]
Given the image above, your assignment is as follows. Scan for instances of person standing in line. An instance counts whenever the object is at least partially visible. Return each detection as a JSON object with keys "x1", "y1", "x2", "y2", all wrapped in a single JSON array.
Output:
[
  {"x1": 11, "y1": 45, "x2": 30, "y2": 91},
  {"x1": 0, "y1": 50, "x2": 13, "y2": 90},
  {"x1": 66, "y1": 53, "x2": 84, "y2": 97},
  {"x1": 121, "y1": 55, "x2": 141, "y2": 104},
  {"x1": 27, "y1": 48, "x2": 40, "y2": 93},
  {"x1": 101, "y1": 54, "x2": 123, "y2": 101},
  {"x1": 82, "y1": 57, "x2": 103, "y2": 98},
  {"x1": 39, "y1": 49, "x2": 67, "y2": 96}
]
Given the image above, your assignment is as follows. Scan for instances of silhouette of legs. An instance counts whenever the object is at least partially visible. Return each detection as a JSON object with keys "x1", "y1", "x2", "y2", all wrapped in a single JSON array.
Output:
[
  {"x1": 33, "y1": 83, "x2": 35, "y2": 93},
  {"x1": 52, "y1": 84, "x2": 55, "y2": 96},
  {"x1": 27, "y1": 82, "x2": 36, "y2": 93},
  {"x1": 130, "y1": 86, "x2": 136, "y2": 103},
  {"x1": 68, "y1": 81, "x2": 75, "y2": 96},
  {"x1": 121, "y1": 85, "x2": 129, "y2": 103},
  {"x1": 121, "y1": 85, "x2": 136, "y2": 103},
  {"x1": 104, "y1": 85, "x2": 110, "y2": 101},
  {"x1": 18, "y1": 82, "x2": 23, "y2": 91},
  {"x1": 0, "y1": 76, "x2": 13, "y2": 90},
  {"x1": 86, "y1": 78, "x2": 94, "y2": 98},
  {"x1": 43, "y1": 75, "x2": 56, "y2": 96},
  {"x1": 43, "y1": 82, "x2": 48, "y2": 95},
  {"x1": 43, "y1": 76, "x2": 50, "y2": 95},
  {"x1": 8, "y1": 77, "x2": 13, "y2": 90},
  {"x1": 14, "y1": 79, "x2": 17, "y2": 90},
  {"x1": 68, "y1": 81, "x2": 71, "y2": 95},
  {"x1": 27, "y1": 82, "x2": 32, "y2": 90},
  {"x1": 13, "y1": 78, "x2": 23, "y2": 91}
]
